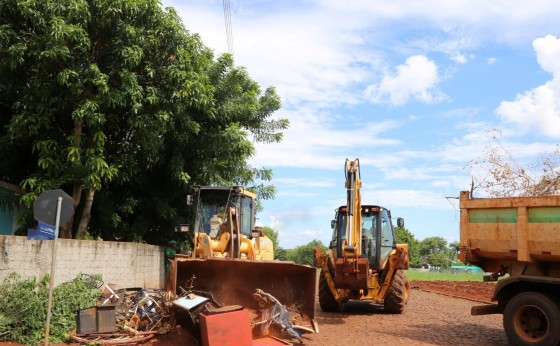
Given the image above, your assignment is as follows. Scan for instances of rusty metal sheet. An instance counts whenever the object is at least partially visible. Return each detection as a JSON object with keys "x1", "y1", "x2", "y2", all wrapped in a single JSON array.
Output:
[
  {"x1": 174, "y1": 258, "x2": 317, "y2": 321},
  {"x1": 76, "y1": 308, "x2": 97, "y2": 334},
  {"x1": 334, "y1": 257, "x2": 369, "y2": 290},
  {"x1": 96, "y1": 305, "x2": 117, "y2": 333}
]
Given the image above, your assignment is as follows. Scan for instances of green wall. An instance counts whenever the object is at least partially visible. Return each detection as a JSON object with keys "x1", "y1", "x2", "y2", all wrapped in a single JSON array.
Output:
[{"x1": 0, "y1": 189, "x2": 15, "y2": 235}]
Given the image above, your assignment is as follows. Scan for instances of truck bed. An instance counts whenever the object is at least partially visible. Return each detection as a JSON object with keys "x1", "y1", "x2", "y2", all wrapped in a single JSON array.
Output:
[{"x1": 459, "y1": 191, "x2": 560, "y2": 272}]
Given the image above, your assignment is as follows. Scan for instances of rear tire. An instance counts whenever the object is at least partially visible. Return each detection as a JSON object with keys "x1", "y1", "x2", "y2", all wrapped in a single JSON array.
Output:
[
  {"x1": 503, "y1": 292, "x2": 560, "y2": 346},
  {"x1": 384, "y1": 270, "x2": 410, "y2": 314},
  {"x1": 318, "y1": 256, "x2": 341, "y2": 312}
]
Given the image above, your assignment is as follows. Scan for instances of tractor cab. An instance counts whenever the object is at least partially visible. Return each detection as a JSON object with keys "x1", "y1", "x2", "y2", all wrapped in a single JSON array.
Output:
[
  {"x1": 330, "y1": 205, "x2": 403, "y2": 271},
  {"x1": 188, "y1": 186, "x2": 256, "y2": 240}
]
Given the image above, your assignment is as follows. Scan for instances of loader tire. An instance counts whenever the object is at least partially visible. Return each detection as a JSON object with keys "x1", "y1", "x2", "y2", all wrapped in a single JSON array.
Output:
[
  {"x1": 318, "y1": 257, "x2": 341, "y2": 312},
  {"x1": 384, "y1": 270, "x2": 410, "y2": 314}
]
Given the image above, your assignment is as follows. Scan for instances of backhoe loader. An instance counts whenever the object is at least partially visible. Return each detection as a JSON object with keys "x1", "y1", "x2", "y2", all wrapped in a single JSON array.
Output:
[
  {"x1": 314, "y1": 159, "x2": 410, "y2": 313},
  {"x1": 169, "y1": 186, "x2": 317, "y2": 331}
]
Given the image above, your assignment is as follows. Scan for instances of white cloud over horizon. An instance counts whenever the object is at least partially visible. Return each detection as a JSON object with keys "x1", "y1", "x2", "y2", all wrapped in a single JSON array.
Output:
[
  {"x1": 165, "y1": 0, "x2": 560, "y2": 247},
  {"x1": 365, "y1": 55, "x2": 446, "y2": 106},
  {"x1": 496, "y1": 35, "x2": 560, "y2": 138}
]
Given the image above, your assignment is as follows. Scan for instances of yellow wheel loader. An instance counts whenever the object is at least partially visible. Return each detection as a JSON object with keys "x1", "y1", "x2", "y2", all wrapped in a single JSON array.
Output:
[
  {"x1": 314, "y1": 159, "x2": 410, "y2": 313},
  {"x1": 169, "y1": 186, "x2": 317, "y2": 330}
]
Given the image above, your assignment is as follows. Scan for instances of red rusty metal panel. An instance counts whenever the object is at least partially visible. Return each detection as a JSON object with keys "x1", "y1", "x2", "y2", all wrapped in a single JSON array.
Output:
[
  {"x1": 199, "y1": 308, "x2": 253, "y2": 346},
  {"x1": 76, "y1": 307, "x2": 96, "y2": 334},
  {"x1": 175, "y1": 258, "x2": 316, "y2": 321},
  {"x1": 334, "y1": 257, "x2": 369, "y2": 290},
  {"x1": 96, "y1": 305, "x2": 116, "y2": 333}
]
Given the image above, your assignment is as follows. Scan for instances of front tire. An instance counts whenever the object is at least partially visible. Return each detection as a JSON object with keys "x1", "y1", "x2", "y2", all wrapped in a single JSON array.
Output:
[
  {"x1": 318, "y1": 256, "x2": 341, "y2": 312},
  {"x1": 384, "y1": 270, "x2": 410, "y2": 314},
  {"x1": 503, "y1": 292, "x2": 560, "y2": 346}
]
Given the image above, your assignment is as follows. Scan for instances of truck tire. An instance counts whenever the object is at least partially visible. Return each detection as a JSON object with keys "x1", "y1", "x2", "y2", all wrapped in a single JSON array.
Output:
[
  {"x1": 318, "y1": 257, "x2": 341, "y2": 312},
  {"x1": 503, "y1": 291, "x2": 560, "y2": 346},
  {"x1": 383, "y1": 270, "x2": 410, "y2": 314}
]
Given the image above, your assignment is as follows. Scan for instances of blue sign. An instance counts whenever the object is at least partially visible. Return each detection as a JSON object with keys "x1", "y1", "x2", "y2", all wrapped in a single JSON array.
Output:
[{"x1": 27, "y1": 222, "x2": 56, "y2": 240}]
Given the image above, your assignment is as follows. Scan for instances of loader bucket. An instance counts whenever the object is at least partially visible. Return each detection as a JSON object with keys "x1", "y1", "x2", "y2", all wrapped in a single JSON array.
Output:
[{"x1": 173, "y1": 258, "x2": 317, "y2": 323}]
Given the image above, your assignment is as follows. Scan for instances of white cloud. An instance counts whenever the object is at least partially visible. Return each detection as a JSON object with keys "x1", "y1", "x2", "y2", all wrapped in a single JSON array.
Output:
[
  {"x1": 496, "y1": 35, "x2": 560, "y2": 138},
  {"x1": 534, "y1": 35, "x2": 560, "y2": 74},
  {"x1": 361, "y1": 189, "x2": 454, "y2": 210},
  {"x1": 250, "y1": 108, "x2": 402, "y2": 169},
  {"x1": 266, "y1": 215, "x2": 282, "y2": 231},
  {"x1": 273, "y1": 178, "x2": 336, "y2": 188},
  {"x1": 163, "y1": 1, "x2": 560, "y2": 248},
  {"x1": 451, "y1": 53, "x2": 468, "y2": 64},
  {"x1": 441, "y1": 107, "x2": 480, "y2": 119},
  {"x1": 364, "y1": 55, "x2": 446, "y2": 106},
  {"x1": 430, "y1": 180, "x2": 451, "y2": 187},
  {"x1": 295, "y1": 229, "x2": 321, "y2": 238}
]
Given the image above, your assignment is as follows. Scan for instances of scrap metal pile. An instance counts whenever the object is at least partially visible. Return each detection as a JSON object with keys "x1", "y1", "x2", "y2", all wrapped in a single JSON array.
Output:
[
  {"x1": 70, "y1": 276, "x2": 316, "y2": 345},
  {"x1": 71, "y1": 287, "x2": 178, "y2": 344},
  {"x1": 174, "y1": 276, "x2": 316, "y2": 344}
]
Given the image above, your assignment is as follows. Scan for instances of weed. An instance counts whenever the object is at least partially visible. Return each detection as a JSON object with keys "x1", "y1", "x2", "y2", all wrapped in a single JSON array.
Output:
[{"x1": 0, "y1": 272, "x2": 101, "y2": 345}]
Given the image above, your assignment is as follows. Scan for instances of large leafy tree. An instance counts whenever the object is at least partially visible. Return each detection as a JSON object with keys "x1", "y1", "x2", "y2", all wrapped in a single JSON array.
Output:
[
  {"x1": 419, "y1": 236, "x2": 448, "y2": 258},
  {"x1": 0, "y1": 0, "x2": 287, "y2": 241},
  {"x1": 419, "y1": 236, "x2": 454, "y2": 268},
  {"x1": 394, "y1": 226, "x2": 420, "y2": 267},
  {"x1": 262, "y1": 226, "x2": 289, "y2": 260},
  {"x1": 286, "y1": 240, "x2": 327, "y2": 266}
]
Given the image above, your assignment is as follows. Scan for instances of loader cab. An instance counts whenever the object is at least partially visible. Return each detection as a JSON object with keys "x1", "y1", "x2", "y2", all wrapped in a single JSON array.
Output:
[
  {"x1": 330, "y1": 205, "x2": 400, "y2": 270},
  {"x1": 190, "y1": 186, "x2": 256, "y2": 239}
]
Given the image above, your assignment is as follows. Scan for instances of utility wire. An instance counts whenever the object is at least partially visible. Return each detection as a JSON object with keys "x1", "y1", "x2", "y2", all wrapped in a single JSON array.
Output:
[{"x1": 223, "y1": 0, "x2": 234, "y2": 55}]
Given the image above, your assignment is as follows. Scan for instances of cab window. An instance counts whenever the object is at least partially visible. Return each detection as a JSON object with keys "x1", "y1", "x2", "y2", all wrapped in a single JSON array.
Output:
[{"x1": 379, "y1": 209, "x2": 394, "y2": 261}]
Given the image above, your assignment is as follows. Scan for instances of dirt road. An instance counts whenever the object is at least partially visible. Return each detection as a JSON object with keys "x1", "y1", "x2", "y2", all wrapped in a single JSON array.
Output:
[
  {"x1": 150, "y1": 285, "x2": 509, "y2": 346},
  {"x1": 300, "y1": 289, "x2": 508, "y2": 345}
]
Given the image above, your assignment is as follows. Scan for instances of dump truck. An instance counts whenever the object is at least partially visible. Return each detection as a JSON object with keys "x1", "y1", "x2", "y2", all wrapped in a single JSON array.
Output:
[
  {"x1": 459, "y1": 191, "x2": 560, "y2": 346},
  {"x1": 315, "y1": 159, "x2": 410, "y2": 313},
  {"x1": 169, "y1": 186, "x2": 318, "y2": 336}
]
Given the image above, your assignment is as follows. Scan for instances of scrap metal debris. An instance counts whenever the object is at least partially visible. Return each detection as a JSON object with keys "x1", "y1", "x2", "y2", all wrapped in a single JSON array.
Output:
[
  {"x1": 72, "y1": 276, "x2": 317, "y2": 345},
  {"x1": 69, "y1": 330, "x2": 158, "y2": 344},
  {"x1": 115, "y1": 288, "x2": 176, "y2": 334},
  {"x1": 71, "y1": 285, "x2": 177, "y2": 344},
  {"x1": 252, "y1": 288, "x2": 316, "y2": 343}
]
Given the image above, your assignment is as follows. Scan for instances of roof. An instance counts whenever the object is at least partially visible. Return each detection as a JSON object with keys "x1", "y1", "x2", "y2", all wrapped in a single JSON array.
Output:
[{"x1": 0, "y1": 181, "x2": 24, "y2": 195}]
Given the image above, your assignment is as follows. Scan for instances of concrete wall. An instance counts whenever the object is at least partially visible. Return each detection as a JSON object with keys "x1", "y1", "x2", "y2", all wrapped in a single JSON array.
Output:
[{"x1": 0, "y1": 236, "x2": 164, "y2": 288}]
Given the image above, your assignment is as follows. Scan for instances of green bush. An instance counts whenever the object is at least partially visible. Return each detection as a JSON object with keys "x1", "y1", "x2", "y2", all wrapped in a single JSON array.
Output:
[{"x1": 0, "y1": 273, "x2": 101, "y2": 345}]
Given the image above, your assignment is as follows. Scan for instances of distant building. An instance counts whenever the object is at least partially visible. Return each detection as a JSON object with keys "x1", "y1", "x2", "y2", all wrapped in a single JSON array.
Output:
[{"x1": 0, "y1": 181, "x2": 24, "y2": 235}]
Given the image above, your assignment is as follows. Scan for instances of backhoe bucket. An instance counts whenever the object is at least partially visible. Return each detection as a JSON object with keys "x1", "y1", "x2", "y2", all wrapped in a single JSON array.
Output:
[{"x1": 172, "y1": 258, "x2": 317, "y2": 323}]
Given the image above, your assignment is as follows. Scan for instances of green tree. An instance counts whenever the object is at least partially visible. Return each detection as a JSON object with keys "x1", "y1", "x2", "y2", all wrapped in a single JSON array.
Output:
[
  {"x1": 448, "y1": 240, "x2": 460, "y2": 261},
  {"x1": 419, "y1": 236, "x2": 448, "y2": 257},
  {"x1": 419, "y1": 236, "x2": 453, "y2": 268},
  {"x1": 286, "y1": 240, "x2": 327, "y2": 266},
  {"x1": 426, "y1": 251, "x2": 452, "y2": 268},
  {"x1": 275, "y1": 247, "x2": 288, "y2": 261},
  {"x1": 394, "y1": 226, "x2": 420, "y2": 268},
  {"x1": 0, "y1": 0, "x2": 287, "y2": 242},
  {"x1": 262, "y1": 226, "x2": 287, "y2": 260}
]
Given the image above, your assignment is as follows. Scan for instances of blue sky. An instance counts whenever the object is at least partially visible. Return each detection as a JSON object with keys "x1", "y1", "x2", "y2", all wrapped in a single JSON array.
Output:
[{"x1": 163, "y1": 0, "x2": 560, "y2": 248}]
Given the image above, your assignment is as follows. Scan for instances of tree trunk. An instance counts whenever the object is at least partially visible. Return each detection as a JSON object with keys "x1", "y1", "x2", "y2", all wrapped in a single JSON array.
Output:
[
  {"x1": 60, "y1": 121, "x2": 84, "y2": 238},
  {"x1": 59, "y1": 181, "x2": 83, "y2": 238},
  {"x1": 76, "y1": 189, "x2": 95, "y2": 239}
]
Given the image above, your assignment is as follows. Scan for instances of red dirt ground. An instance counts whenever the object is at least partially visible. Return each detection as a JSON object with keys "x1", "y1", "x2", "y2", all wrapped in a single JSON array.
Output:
[
  {"x1": 0, "y1": 281, "x2": 501, "y2": 346},
  {"x1": 146, "y1": 281, "x2": 507, "y2": 346},
  {"x1": 411, "y1": 280, "x2": 496, "y2": 302}
]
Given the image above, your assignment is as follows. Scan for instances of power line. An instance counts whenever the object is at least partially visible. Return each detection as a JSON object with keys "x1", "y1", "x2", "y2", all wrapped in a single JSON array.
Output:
[{"x1": 223, "y1": 0, "x2": 234, "y2": 55}]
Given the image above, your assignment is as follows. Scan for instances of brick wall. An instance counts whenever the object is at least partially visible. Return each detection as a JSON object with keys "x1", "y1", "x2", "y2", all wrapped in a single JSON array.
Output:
[{"x1": 0, "y1": 235, "x2": 164, "y2": 288}]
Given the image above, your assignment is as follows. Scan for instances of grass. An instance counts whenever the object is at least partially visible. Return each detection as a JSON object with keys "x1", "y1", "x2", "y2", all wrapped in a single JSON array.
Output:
[{"x1": 405, "y1": 269, "x2": 485, "y2": 282}]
